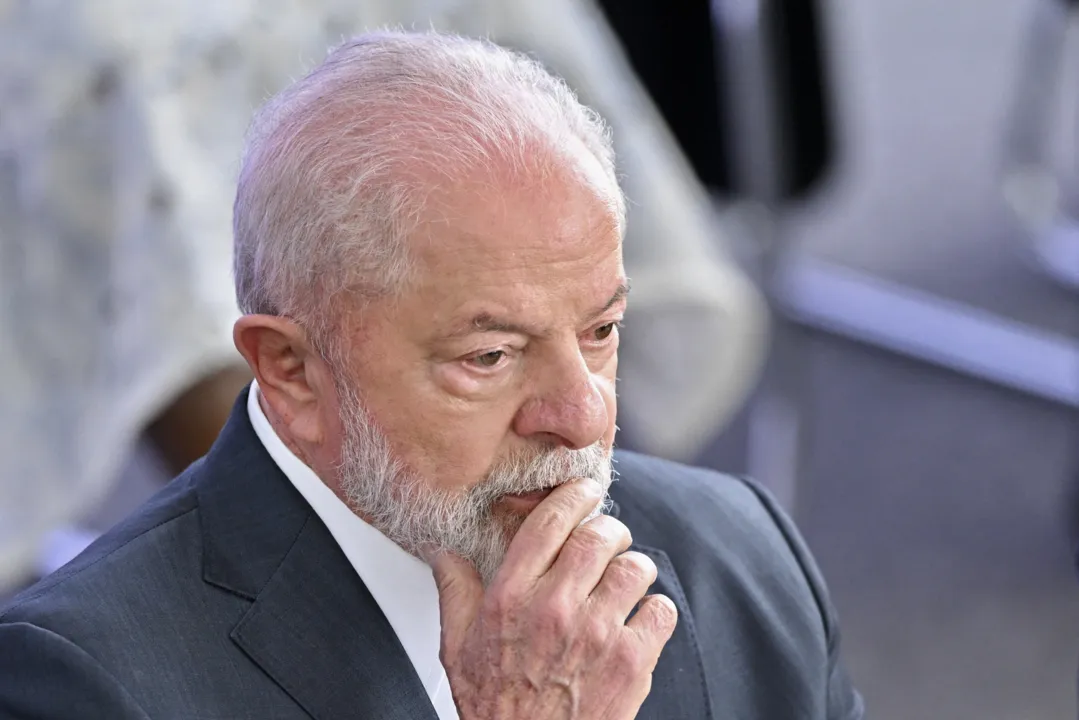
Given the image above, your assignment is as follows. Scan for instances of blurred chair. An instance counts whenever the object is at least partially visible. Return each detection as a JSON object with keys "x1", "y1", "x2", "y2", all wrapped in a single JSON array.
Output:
[
  {"x1": 1001, "y1": 0, "x2": 1079, "y2": 565},
  {"x1": 709, "y1": 0, "x2": 835, "y2": 508},
  {"x1": 1000, "y1": 0, "x2": 1079, "y2": 292},
  {"x1": 593, "y1": 0, "x2": 836, "y2": 507}
]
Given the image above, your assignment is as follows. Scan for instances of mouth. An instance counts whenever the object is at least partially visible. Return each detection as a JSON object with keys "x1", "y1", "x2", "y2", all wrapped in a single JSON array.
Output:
[{"x1": 497, "y1": 487, "x2": 557, "y2": 514}]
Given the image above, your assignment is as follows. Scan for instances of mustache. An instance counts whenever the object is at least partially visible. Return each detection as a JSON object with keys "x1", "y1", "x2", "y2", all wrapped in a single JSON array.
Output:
[{"x1": 468, "y1": 442, "x2": 612, "y2": 504}]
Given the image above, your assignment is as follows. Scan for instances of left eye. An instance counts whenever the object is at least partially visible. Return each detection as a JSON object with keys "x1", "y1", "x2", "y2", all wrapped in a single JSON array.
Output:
[
  {"x1": 593, "y1": 323, "x2": 617, "y2": 341},
  {"x1": 473, "y1": 350, "x2": 506, "y2": 367}
]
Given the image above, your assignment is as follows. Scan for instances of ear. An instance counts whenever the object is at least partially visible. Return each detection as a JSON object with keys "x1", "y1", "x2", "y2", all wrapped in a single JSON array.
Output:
[{"x1": 233, "y1": 315, "x2": 332, "y2": 445}]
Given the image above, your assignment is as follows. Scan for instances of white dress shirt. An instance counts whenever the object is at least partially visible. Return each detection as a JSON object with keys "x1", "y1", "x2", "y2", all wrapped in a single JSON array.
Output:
[{"x1": 247, "y1": 383, "x2": 458, "y2": 719}]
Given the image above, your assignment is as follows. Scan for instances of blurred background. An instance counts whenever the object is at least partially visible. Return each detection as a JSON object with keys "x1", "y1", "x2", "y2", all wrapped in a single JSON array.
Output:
[{"x1": 2, "y1": 0, "x2": 1078, "y2": 718}]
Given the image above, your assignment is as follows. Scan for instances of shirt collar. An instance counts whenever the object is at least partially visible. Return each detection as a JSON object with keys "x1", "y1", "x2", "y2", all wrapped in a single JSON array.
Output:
[{"x1": 245, "y1": 382, "x2": 453, "y2": 712}]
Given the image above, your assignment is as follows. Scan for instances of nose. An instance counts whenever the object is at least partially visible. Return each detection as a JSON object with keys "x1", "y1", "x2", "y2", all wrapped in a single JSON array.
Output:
[{"x1": 512, "y1": 350, "x2": 610, "y2": 450}]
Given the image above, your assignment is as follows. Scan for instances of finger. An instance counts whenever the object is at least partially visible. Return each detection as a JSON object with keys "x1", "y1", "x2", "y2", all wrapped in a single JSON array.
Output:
[
  {"x1": 495, "y1": 478, "x2": 605, "y2": 585},
  {"x1": 588, "y1": 551, "x2": 658, "y2": 620},
  {"x1": 425, "y1": 549, "x2": 485, "y2": 658},
  {"x1": 625, "y1": 594, "x2": 678, "y2": 669},
  {"x1": 611, "y1": 672, "x2": 653, "y2": 719},
  {"x1": 545, "y1": 514, "x2": 633, "y2": 596}
]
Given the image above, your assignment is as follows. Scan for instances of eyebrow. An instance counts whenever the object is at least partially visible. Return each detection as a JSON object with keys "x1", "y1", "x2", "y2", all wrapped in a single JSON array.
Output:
[
  {"x1": 593, "y1": 281, "x2": 631, "y2": 319},
  {"x1": 446, "y1": 281, "x2": 631, "y2": 340}
]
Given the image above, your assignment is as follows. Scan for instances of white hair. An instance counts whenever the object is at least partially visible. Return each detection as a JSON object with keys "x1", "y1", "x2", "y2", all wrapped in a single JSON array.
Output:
[{"x1": 233, "y1": 30, "x2": 625, "y2": 356}]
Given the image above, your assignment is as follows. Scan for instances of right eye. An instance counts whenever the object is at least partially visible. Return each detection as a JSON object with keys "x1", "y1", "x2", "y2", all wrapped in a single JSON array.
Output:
[{"x1": 471, "y1": 350, "x2": 506, "y2": 368}]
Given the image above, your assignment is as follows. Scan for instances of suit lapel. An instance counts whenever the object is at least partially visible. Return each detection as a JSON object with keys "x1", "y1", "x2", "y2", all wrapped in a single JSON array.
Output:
[
  {"x1": 230, "y1": 515, "x2": 438, "y2": 720},
  {"x1": 635, "y1": 546, "x2": 714, "y2": 719},
  {"x1": 610, "y1": 502, "x2": 713, "y2": 719},
  {"x1": 196, "y1": 389, "x2": 438, "y2": 720}
]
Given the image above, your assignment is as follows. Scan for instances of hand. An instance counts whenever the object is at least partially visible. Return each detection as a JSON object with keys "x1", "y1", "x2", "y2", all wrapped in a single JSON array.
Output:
[{"x1": 427, "y1": 479, "x2": 678, "y2": 719}]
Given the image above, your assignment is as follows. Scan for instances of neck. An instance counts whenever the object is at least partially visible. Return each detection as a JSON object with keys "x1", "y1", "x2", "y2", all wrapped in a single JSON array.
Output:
[{"x1": 258, "y1": 391, "x2": 379, "y2": 526}]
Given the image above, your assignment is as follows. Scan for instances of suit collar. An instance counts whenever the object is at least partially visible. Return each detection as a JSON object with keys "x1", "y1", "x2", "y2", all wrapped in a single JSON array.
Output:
[
  {"x1": 230, "y1": 513, "x2": 438, "y2": 719},
  {"x1": 246, "y1": 381, "x2": 451, "y2": 711},
  {"x1": 196, "y1": 389, "x2": 437, "y2": 719},
  {"x1": 195, "y1": 391, "x2": 310, "y2": 601}
]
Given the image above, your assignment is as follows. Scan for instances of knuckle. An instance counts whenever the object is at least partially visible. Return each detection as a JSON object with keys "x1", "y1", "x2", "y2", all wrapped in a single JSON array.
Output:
[
  {"x1": 569, "y1": 523, "x2": 609, "y2": 555},
  {"x1": 611, "y1": 552, "x2": 657, "y2": 587},
  {"x1": 484, "y1": 579, "x2": 520, "y2": 616},
  {"x1": 612, "y1": 637, "x2": 646, "y2": 673},
  {"x1": 571, "y1": 478, "x2": 604, "y2": 505},
  {"x1": 603, "y1": 562, "x2": 638, "y2": 593},
  {"x1": 584, "y1": 614, "x2": 613, "y2": 650},
  {"x1": 593, "y1": 514, "x2": 632, "y2": 547},
  {"x1": 533, "y1": 503, "x2": 572, "y2": 536},
  {"x1": 559, "y1": 519, "x2": 619, "y2": 569},
  {"x1": 629, "y1": 552, "x2": 659, "y2": 579},
  {"x1": 537, "y1": 595, "x2": 575, "y2": 637},
  {"x1": 573, "y1": 514, "x2": 627, "y2": 550}
]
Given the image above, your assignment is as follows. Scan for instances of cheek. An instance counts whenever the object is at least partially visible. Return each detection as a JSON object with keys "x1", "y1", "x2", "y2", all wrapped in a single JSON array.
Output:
[
  {"x1": 377, "y1": 390, "x2": 522, "y2": 494},
  {"x1": 597, "y1": 354, "x2": 618, "y2": 448}
]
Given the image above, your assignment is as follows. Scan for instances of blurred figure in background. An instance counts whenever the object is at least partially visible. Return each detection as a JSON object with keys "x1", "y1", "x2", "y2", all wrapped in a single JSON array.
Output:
[
  {"x1": 0, "y1": 4, "x2": 253, "y2": 589},
  {"x1": 0, "y1": 0, "x2": 766, "y2": 591}
]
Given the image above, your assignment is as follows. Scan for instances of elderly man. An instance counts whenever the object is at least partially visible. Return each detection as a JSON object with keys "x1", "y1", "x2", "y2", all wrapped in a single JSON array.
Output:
[{"x1": 0, "y1": 32, "x2": 862, "y2": 719}]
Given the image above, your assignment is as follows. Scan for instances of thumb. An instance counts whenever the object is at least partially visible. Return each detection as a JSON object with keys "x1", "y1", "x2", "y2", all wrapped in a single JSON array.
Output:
[{"x1": 423, "y1": 548, "x2": 484, "y2": 655}]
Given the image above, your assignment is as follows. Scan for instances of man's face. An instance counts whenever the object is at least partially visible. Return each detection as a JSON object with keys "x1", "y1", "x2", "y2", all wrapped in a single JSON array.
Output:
[{"x1": 321, "y1": 151, "x2": 625, "y2": 580}]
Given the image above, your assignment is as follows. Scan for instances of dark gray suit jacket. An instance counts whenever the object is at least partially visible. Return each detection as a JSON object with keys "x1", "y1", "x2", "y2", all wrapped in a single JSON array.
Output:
[{"x1": 0, "y1": 390, "x2": 864, "y2": 719}]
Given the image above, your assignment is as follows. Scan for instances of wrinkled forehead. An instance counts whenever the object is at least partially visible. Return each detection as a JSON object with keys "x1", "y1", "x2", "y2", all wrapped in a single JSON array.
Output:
[
  {"x1": 415, "y1": 142, "x2": 622, "y2": 257},
  {"x1": 416, "y1": 158, "x2": 621, "y2": 274},
  {"x1": 390, "y1": 150, "x2": 626, "y2": 329}
]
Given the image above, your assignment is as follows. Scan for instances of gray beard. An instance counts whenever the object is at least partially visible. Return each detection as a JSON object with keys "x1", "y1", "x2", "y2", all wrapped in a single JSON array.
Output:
[{"x1": 332, "y1": 380, "x2": 614, "y2": 585}]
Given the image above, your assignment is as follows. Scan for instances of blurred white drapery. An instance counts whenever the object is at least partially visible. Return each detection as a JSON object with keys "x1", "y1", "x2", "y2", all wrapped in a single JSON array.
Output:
[{"x1": 0, "y1": 0, "x2": 767, "y2": 589}]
